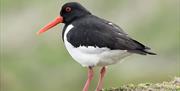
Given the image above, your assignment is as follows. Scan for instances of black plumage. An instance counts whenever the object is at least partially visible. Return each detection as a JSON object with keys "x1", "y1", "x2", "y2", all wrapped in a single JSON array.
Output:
[
  {"x1": 61, "y1": 2, "x2": 156, "y2": 55},
  {"x1": 38, "y1": 2, "x2": 156, "y2": 91}
]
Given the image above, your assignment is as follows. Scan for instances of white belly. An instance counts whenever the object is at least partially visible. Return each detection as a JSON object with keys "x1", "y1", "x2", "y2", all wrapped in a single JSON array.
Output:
[{"x1": 64, "y1": 24, "x2": 131, "y2": 67}]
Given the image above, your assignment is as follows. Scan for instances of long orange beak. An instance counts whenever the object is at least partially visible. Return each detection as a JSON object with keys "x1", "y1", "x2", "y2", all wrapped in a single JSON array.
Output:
[{"x1": 37, "y1": 16, "x2": 63, "y2": 35}]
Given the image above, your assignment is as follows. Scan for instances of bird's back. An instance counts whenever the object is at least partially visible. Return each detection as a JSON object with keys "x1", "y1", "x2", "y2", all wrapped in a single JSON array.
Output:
[{"x1": 64, "y1": 15, "x2": 156, "y2": 55}]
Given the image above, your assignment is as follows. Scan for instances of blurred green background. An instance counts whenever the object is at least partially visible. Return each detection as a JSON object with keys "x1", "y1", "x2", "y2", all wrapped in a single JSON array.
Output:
[{"x1": 0, "y1": 0, "x2": 179, "y2": 91}]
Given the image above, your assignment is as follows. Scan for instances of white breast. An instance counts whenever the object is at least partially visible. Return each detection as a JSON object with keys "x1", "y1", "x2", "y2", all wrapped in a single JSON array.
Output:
[{"x1": 63, "y1": 24, "x2": 131, "y2": 67}]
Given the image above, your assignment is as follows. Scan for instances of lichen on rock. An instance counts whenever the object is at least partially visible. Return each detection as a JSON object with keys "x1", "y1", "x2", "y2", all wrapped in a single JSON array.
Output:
[{"x1": 101, "y1": 77, "x2": 180, "y2": 91}]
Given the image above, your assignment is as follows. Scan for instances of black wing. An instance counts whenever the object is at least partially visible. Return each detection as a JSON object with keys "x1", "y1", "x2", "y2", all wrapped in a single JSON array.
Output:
[
  {"x1": 96, "y1": 16, "x2": 128, "y2": 35},
  {"x1": 67, "y1": 15, "x2": 156, "y2": 55}
]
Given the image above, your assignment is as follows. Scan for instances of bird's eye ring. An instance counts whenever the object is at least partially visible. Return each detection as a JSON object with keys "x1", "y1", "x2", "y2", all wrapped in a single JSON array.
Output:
[{"x1": 65, "y1": 7, "x2": 72, "y2": 12}]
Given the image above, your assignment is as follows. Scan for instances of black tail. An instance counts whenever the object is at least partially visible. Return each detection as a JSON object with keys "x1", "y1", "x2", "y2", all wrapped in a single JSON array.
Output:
[
  {"x1": 128, "y1": 49, "x2": 156, "y2": 55},
  {"x1": 129, "y1": 39, "x2": 157, "y2": 55},
  {"x1": 142, "y1": 49, "x2": 157, "y2": 55}
]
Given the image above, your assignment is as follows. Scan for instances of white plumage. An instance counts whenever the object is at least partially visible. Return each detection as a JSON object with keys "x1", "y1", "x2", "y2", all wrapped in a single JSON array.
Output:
[{"x1": 64, "y1": 24, "x2": 131, "y2": 67}]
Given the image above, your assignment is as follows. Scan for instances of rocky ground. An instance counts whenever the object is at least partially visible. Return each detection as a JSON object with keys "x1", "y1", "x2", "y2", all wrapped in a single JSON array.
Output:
[{"x1": 101, "y1": 77, "x2": 180, "y2": 91}]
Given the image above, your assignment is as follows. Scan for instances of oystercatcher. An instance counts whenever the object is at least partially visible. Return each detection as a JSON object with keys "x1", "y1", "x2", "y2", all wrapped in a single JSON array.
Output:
[{"x1": 37, "y1": 2, "x2": 156, "y2": 91}]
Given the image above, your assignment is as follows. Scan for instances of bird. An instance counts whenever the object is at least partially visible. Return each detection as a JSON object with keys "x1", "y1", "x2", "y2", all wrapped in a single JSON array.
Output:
[{"x1": 37, "y1": 2, "x2": 156, "y2": 91}]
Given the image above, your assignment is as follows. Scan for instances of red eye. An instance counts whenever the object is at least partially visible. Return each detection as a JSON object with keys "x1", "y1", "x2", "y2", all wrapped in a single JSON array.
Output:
[{"x1": 65, "y1": 7, "x2": 72, "y2": 12}]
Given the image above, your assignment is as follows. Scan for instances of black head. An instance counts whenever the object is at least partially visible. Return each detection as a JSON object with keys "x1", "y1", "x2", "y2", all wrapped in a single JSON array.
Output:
[
  {"x1": 60, "y1": 2, "x2": 91, "y2": 24},
  {"x1": 37, "y1": 2, "x2": 91, "y2": 35}
]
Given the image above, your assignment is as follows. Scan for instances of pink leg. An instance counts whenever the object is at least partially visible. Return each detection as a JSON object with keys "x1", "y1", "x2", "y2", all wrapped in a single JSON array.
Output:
[
  {"x1": 83, "y1": 67, "x2": 94, "y2": 91},
  {"x1": 96, "y1": 66, "x2": 106, "y2": 91}
]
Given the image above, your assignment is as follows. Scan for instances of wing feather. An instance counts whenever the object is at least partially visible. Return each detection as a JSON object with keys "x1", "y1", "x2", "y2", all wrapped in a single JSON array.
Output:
[{"x1": 68, "y1": 15, "x2": 156, "y2": 55}]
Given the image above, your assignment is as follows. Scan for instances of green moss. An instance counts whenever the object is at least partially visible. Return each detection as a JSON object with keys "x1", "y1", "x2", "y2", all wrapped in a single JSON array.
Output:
[{"x1": 101, "y1": 77, "x2": 180, "y2": 91}]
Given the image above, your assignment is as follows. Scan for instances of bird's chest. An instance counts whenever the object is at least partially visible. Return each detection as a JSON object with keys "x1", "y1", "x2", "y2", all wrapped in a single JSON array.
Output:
[
  {"x1": 63, "y1": 24, "x2": 131, "y2": 67},
  {"x1": 63, "y1": 24, "x2": 100, "y2": 67}
]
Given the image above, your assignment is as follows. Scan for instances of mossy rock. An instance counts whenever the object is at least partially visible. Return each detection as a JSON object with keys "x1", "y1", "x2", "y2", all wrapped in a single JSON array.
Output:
[{"x1": 101, "y1": 77, "x2": 180, "y2": 91}]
